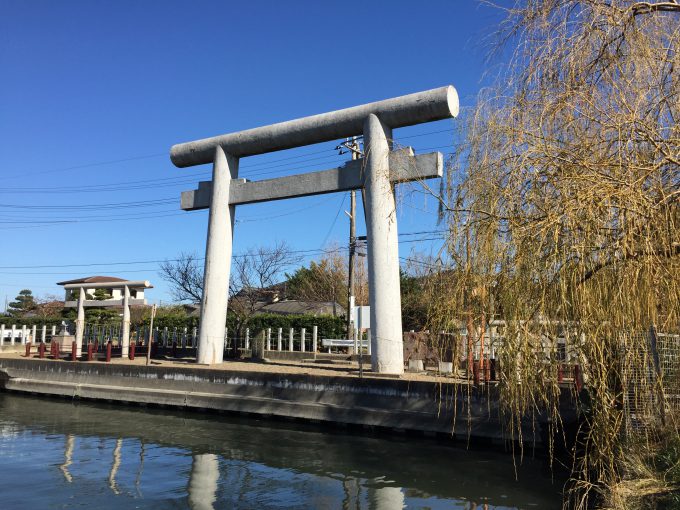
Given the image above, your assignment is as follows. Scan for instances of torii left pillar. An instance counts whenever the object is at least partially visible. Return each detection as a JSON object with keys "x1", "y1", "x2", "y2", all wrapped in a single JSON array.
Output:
[
  {"x1": 75, "y1": 287, "x2": 85, "y2": 351},
  {"x1": 121, "y1": 285, "x2": 130, "y2": 358},
  {"x1": 196, "y1": 146, "x2": 238, "y2": 365}
]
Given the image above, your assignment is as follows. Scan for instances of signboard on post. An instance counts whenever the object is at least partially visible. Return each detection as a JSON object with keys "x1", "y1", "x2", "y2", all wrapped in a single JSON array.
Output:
[{"x1": 352, "y1": 306, "x2": 370, "y2": 331}]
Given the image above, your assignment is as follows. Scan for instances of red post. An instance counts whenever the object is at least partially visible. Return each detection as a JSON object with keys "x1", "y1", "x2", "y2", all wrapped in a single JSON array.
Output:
[
  {"x1": 39, "y1": 342, "x2": 45, "y2": 359},
  {"x1": 129, "y1": 341, "x2": 135, "y2": 361},
  {"x1": 557, "y1": 364, "x2": 564, "y2": 383},
  {"x1": 87, "y1": 343, "x2": 94, "y2": 361},
  {"x1": 473, "y1": 360, "x2": 480, "y2": 385},
  {"x1": 53, "y1": 341, "x2": 60, "y2": 360},
  {"x1": 25, "y1": 342, "x2": 31, "y2": 358},
  {"x1": 573, "y1": 364, "x2": 583, "y2": 392},
  {"x1": 71, "y1": 341, "x2": 77, "y2": 362},
  {"x1": 106, "y1": 341, "x2": 112, "y2": 362}
]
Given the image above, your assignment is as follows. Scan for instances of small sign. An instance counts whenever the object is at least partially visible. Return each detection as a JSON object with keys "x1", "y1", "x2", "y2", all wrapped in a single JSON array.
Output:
[
  {"x1": 352, "y1": 306, "x2": 370, "y2": 330},
  {"x1": 322, "y1": 339, "x2": 369, "y2": 347}
]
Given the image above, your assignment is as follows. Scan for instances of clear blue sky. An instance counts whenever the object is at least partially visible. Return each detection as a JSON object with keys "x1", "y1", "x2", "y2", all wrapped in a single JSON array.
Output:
[{"x1": 0, "y1": 0, "x2": 505, "y2": 306}]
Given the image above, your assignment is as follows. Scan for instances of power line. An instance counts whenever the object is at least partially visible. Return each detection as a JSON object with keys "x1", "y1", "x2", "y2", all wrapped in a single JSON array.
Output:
[
  {"x1": 0, "y1": 268, "x2": 162, "y2": 275},
  {"x1": 0, "y1": 207, "x2": 184, "y2": 222},
  {"x1": 0, "y1": 155, "x2": 345, "y2": 195},
  {"x1": 398, "y1": 229, "x2": 448, "y2": 236},
  {"x1": 0, "y1": 146, "x2": 343, "y2": 188},
  {"x1": 0, "y1": 177, "x2": 204, "y2": 194},
  {"x1": 0, "y1": 135, "x2": 455, "y2": 229},
  {"x1": 235, "y1": 198, "x2": 329, "y2": 223},
  {"x1": 0, "y1": 153, "x2": 167, "y2": 182},
  {"x1": 0, "y1": 198, "x2": 177, "y2": 211},
  {"x1": 398, "y1": 236, "x2": 446, "y2": 244},
  {"x1": 0, "y1": 248, "x2": 332, "y2": 271},
  {"x1": 0, "y1": 211, "x2": 199, "y2": 230},
  {"x1": 399, "y1": 256, "x2": 448, "y2": 268},
  {"x1": 396, "y1": 127, "x2": 454, "y2": 140},
  {"x1": 0, "y1": 197, "x2": 336, "y2": 226},
  {"x1": 320, "y1": 194, "x2": 347, "y2": 247},
  {"x1": 0, "y1": 230, "x2": 450, "y2": 270},
  {"x1": 0, "y1": 127, "x2": 454, "y2": 191}
]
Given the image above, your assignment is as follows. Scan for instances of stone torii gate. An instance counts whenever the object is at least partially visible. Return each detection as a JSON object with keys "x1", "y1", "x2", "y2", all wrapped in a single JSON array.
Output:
[
  {"x1": 171, "y1": 86, "x2": 459, "y2": 373},
  {"x1": 61, "y1": 279, "x2": 153, "y2": 357}
]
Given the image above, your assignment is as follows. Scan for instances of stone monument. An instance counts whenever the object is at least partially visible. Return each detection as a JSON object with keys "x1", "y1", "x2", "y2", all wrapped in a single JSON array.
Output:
[{"x1": 52, "y1": 321, "x2": 78, "y2": 356}]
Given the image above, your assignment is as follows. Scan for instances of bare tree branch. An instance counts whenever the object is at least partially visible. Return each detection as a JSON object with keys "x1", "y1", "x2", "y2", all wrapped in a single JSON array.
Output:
[
  {"x1": 159, "y1": 252, "x2": 204, "y2": 303},
  {"x1": 229, "y1": 241, "x2": 303, "y2": 332}
]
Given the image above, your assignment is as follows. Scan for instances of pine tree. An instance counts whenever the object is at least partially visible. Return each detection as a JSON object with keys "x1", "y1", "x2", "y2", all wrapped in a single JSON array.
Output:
[{"x1": 8, "y1": 289, "x2": 36, "y2": 317}]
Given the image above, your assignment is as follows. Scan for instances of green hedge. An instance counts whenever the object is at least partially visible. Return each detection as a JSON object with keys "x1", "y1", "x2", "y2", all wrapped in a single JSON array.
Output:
[
  {"x1": 141, "y1": 312, "x2": 345, "y2": 340},
  {"x1": 230, "y1": 313, "x2": 345, "y2": 339},
  {"x1": 2, "y1": 310, "x2": 346, "y2": 340},
  {"x1": 142, "y1": 314, "x2": 199, "y2": 330}
]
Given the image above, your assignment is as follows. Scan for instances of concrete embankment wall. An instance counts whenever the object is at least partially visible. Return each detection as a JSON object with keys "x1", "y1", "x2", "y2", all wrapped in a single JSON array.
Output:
[{"x1": 0, "y1": 358, "x2": 553, "y2": 444}]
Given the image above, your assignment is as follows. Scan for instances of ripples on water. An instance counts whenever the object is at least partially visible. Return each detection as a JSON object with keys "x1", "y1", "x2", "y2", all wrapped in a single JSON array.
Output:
[{"x1": 0, "y1": 393, "x2": 562, "y2": 509}]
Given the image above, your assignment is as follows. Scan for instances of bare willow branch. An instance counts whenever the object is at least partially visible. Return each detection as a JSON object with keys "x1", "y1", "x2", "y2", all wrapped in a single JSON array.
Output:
[{"x1": 429, "y1": 1, "x2": 679, "y2": 507}]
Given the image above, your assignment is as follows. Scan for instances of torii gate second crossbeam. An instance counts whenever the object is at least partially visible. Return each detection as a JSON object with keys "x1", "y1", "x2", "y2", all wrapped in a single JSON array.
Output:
[{"x1": 170, "y1": 86, "x2": 459, "y2": 373}]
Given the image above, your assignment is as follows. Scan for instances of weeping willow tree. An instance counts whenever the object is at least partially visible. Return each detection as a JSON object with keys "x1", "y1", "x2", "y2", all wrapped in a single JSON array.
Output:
[{"x1": 429, "y1": 1, "x2": 680, "y2": 507}]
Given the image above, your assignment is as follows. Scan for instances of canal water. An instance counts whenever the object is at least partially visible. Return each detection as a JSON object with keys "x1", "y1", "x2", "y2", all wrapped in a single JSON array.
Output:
[{"x1": 0, "y1": 393, "x2": 562, "y2": 509}]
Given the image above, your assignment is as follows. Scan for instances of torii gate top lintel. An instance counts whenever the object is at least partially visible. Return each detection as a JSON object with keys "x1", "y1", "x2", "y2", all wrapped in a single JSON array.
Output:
[
  {"x1": 171, "y1": 86, "x2": 459, "y2": 373},
  {"x1": 170, "y1": 86, "x2": 458, "y2": 167}
]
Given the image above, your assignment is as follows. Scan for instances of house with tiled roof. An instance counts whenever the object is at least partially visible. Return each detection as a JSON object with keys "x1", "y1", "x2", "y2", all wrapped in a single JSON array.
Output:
[{"x1": 184, "y1": 299, "x2": 345, "y2": 318}]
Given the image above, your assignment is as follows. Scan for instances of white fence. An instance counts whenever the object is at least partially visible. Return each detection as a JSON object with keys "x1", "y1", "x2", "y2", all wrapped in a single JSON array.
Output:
[{"x1": 0, "y1": 324, "x2": 58, "y2": 345}]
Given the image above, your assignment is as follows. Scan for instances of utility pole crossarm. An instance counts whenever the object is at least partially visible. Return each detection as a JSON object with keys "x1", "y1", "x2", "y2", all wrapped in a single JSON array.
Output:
[{"x1": 180, "y1": 149, "x2": 443, "y2": 211}]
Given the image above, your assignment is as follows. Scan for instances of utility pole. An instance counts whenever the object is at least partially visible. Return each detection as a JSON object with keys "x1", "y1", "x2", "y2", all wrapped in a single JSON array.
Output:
[{"x1": 338, "y1": 137, "x2": 361, "y2": 339}]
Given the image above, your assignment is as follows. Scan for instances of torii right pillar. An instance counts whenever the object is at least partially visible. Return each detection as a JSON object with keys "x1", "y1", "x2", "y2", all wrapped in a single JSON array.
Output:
[{"x1": 363, "y1": 113, "x2": 403, "y2": 374}]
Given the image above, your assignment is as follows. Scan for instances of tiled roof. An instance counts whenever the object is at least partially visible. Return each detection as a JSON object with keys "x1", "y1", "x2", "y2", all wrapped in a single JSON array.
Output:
[
  {"x1": 185, "y1": 300, "x2": 346, "y2": 317},
  {"x1": 56, "y1": 276, "x2": 129, "y2": 285},
  {"x1": 258, "y1": 300, "x2": 345, "y2": 316}
]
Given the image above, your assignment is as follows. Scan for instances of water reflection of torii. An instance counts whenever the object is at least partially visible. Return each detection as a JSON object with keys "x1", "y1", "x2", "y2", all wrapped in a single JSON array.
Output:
[
  {"x1": 59, "y1": 434, "x2": 75, "y2": 483},
  {"x1": 188, "y1": 454, "x2": 220, "y2": 510},
  {"x1": 108, "y1": 438, "x2": 150, "y2": 498},
  {"x1": 59, "y1": 436, "x2": 126, "y2": 495},
  {"x1": 58, "y1": 435, "x2": 151, "y2": 500},
  {"x1": 56, "y1": 436, "x2": 412, "y2": 510},
  {"x1": 108, "y1": 438, "x2": 123, "y2": 495},
  {"x1": 58, "y1": 434, "x2": 221, "y2": 509},
  {"x1": 342, "y1": 478, "x2": 406, "y2": 510}
]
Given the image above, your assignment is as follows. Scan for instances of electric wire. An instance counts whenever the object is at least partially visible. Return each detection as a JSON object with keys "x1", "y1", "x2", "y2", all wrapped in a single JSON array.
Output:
[
  {"x1": 0, "y1": 127, "x2": 454, "y2": 192},
  {"x1": 319, "y1": 194, "x2": 347, "y2": 247},
  {"x1": 0, "y1": 230, "x2": 450, "y2": 270}
]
